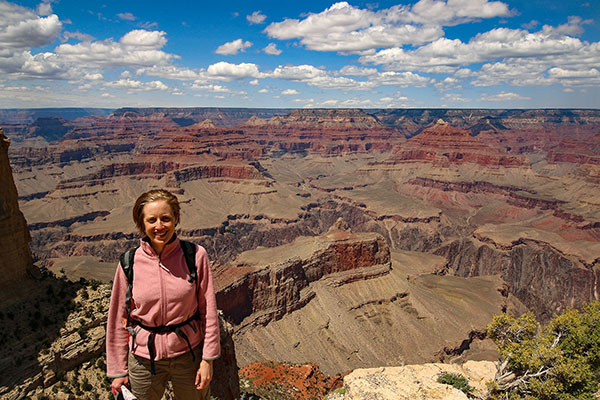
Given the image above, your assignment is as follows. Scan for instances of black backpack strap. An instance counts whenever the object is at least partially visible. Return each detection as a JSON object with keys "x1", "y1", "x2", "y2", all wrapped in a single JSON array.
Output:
[
  {"x1": 119, "y1": 245, "x2": 140, "y2": 317},
  {"x1": 179, "y1": 240, "x2": 197, "y2": 284}
]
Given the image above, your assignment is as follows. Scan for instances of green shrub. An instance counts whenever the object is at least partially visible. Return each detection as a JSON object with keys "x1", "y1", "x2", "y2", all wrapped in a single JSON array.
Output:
[
  {"x1": 437, "y1": 372, "x2": 474, "y2": 394},
  {"x1": 487, "y1": 301, "x2": 600, "y2": 400}
]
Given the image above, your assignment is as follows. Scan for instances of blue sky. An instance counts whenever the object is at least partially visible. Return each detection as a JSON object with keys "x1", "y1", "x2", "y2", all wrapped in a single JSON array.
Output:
[{"x1": 1, "y1": 0, "x2": 599, "y2": 109}]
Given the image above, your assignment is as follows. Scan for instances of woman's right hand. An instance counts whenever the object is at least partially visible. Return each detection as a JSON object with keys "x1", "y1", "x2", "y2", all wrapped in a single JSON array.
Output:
[{"x1": 111, "y1": 376, "x2": 129, "y2": 395}]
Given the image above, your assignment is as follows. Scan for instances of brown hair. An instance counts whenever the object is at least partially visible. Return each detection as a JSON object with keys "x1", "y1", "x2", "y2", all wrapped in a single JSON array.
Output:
[{"x1": 132, "y1": 189, "x2": 180, "y2": 235}]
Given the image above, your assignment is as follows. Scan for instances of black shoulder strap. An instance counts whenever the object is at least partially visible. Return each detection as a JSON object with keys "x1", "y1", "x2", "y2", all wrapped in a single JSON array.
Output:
[
  {"x1": 119, "y1": 245, "x2": 139, "y2": 317},
  {"x1": 179, "y1": 240, "x2": 197, "y2": 284}
]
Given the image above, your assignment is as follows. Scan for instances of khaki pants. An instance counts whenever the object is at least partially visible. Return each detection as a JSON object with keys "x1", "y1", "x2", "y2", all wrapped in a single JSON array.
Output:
[{"x1": 128, "y1": 346, "x2": 210, "y2": 400}]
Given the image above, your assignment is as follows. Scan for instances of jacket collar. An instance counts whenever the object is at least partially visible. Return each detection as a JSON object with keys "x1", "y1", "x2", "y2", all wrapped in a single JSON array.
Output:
[{"x1": 141, "y1": 234, "x2": 180, "y2": 258}]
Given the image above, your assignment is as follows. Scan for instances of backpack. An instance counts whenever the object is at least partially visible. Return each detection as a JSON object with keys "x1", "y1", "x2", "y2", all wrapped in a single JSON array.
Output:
[{"x1": 118, "y1": 239, "x2": 200, "y2": 374}]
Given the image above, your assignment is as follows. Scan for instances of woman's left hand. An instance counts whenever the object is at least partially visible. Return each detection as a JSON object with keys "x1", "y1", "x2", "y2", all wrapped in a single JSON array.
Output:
[{"x1": 195, "y1": 359, "x2": 213, "y2": 390}]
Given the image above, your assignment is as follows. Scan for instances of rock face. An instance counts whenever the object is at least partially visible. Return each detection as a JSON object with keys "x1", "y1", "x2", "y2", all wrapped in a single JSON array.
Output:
[
  {"x1": 330, "y1": 361, "x2": 496, "y2": 400},
  {"x1": 0, "y1": 128, "x2": 33, "y2": 285},
  {"x1": 215, "y1": 229, "x2": 391, "y2": 326}
]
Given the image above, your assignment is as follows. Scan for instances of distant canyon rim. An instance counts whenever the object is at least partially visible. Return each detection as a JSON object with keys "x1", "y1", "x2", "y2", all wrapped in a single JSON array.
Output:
[{"x1": 3, "y1": 107, "x2": 599, "y2": 375}]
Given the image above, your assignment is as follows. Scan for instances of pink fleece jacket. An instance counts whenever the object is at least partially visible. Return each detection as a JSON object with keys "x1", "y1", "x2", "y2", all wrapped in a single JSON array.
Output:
[{"x1": 106, "y1": 237, "x2": 220, "y2": 378}]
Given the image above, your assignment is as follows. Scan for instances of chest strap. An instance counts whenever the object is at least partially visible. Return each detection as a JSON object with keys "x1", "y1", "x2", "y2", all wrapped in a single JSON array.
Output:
[{"x1": 129, "y1": 310, "x2": 201, "y2": 375}]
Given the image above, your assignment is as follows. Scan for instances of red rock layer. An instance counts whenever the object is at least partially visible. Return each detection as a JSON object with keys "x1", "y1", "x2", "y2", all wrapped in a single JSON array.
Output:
[
  {"x1": 240, "y1": 109, "x2": 404, "y2": 155},
  {"x1": 239, "y1": 361, "x2": 343, "y2": 400},
  {"x1": 384, "y1": 120, "x2": 528, "y2": 167}
]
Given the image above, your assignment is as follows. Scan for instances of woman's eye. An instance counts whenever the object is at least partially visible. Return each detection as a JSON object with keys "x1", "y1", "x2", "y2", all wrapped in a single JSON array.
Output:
[{"x1": 147, "y1": 218, "x2": 156, "y2": 223}]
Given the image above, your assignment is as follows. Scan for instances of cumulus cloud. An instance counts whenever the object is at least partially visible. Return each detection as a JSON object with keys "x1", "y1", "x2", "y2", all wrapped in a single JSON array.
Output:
[
  {"x1": 404, "y1": 0, "x2": 512, "y2": 26},
  {"x1": 362, "y1": 27, "x2": 585, "y2": 71},
  {"x1": 270, "y1": 64, "x2": 326, "y2": 80},
  {"x1": 479, "y1": 91, "x2": 532, "y2": 101},
  {"x1": 263, "y1": 43, "x2": 282, "y2": 55},
  {"x1": 215, "y1": 38, "x2": 252, "y2": 55},
  {"x1": 264, "y1": 0, "x2": 510, "y2": 54},
  {"x1": 282, "y1": 89, "x2": 299, "y2": 95},
  {"x1": 55, "y1": 30, "x2": 175, "y2": 68},
  {"x1": 265, "y1": 2, "x2": 442, "y2": 53},
  {"x1": 0, "y1": 2, "x2": 62, "y2": 49},
  {"x1": 206, "y1": 61, "x2": 262, "y2": 80},
  {"x1": 105, "y1": 78, "x2": 169, "y2": 91},
  {"x1": 247, "y1": 11, "x2": 266, "y2": 24},
  {"x1": 136, "y1": 65, "x2": 205, "y2": 80}
]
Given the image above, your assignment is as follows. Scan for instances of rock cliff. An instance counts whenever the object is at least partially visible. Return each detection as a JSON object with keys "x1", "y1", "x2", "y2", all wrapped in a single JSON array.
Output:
[{"x1": 0, "y1": 128, "x2": 34, "y2": 285}]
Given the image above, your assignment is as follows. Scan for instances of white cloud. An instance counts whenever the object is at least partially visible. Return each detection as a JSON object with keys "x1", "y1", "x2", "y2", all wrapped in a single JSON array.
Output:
[
  {"x1": 258, "y1": 88, "x2": 269, "y2": 93},
  {"x1": 265, "y1": 1, "x2": 510, "y2": 54},
  {"x1": 0, "y1": 2, "x2": 62, "y2": 49},
  {"x1": 263, "y1": 43, "x2": 282, "y2": 55},
  {"x1": 404, "y1": 0, "x2": 512, "y2": 26},
  {"x1": 55, "y1": 30, "x2": 175, "y2": 68},
  {"x1": 249, "y1": 79, "x2": 259, "y2": 85},
  {"x1": 206, "y1": 61, "x2": 262, "y2": 80},
  {"x1": 361, "y1": 28, "x2": 585, "y2": 71},
  {"x1": 371, "y1": 71, "x2": 432, "y2": 87},
  {"x1": 105, "y1": 78, "x2": 169, "y2": 91},
  {"x1": 321, "y1": 99, "x2": 339, "y2": 106},
  {"x1": 136, "y1": 65, "x2": 205, "y2": 80},
  {"x1": 479, "y1": 91, "x2": 532, "y2": 101},
  {"x1": 338, "y1": 65, "x2": 378, "y2": 76},
  {"x1": 247, "y1": 11, "x2": 266, "y2": 24},
  {"x1": 215, "y1": 38, "x2": 252, "y2": 55},
  {"x1": 270, "y1": 64, "x2": 326, "y2": 80},
  {"x1": 282, "y1": 89, "x2": 299, "y2": 95},
  {"x1": 117, "y1": 12, "x2": 136, "y2": 21}
]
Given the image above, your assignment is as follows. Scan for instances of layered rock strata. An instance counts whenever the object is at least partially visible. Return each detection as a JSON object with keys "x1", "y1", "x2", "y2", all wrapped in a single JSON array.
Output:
[{"x1": 215, "y1": 228, "x2": 391, "y2": 327}]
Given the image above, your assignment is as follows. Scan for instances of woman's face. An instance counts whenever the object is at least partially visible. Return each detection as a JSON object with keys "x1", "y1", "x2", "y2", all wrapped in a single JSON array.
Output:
[{"x1": 142, "y1": 200, "x2": 177, "y2": 254}]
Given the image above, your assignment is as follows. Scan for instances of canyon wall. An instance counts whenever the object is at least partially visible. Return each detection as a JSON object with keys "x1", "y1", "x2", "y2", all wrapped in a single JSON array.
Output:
[{"x1": 0, "y1": 128, "x2": 33, "y2": 285}]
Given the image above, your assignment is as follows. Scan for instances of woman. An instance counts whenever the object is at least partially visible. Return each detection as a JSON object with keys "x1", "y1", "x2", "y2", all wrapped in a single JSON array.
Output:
[{"x1": 106, "y1": 189, "x2": 220, "y2": 400}]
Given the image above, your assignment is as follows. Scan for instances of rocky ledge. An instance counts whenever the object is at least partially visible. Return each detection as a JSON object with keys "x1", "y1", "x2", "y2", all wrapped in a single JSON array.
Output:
[{"x1": 328, "y1": 360, "x2": 496, "y2": 400}]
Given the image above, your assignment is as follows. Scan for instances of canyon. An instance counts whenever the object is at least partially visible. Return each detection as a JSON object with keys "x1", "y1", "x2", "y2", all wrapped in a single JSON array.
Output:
[{"x1": 1, "y1": 107, "x2": 599, "y2": 397}]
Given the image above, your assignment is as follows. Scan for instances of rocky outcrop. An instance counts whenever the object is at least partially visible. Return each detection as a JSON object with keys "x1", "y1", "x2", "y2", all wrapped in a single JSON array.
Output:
[
  {"x1": 239, "y1": 361, "x2": 342, "y2": 400},
  {"x1": 165, "y1": 164, "x2": 267, "y2": 187},
  {"x1": 329, "y1": 361, "x2": 496, "y2": 400},
  {"x1": 0, "y1": 128, "x2": 34, "y2": 285},
  {"x1": 0, "y1": 277, "x2": 240, "y2": 400},
  {"x1": 215, "y1": 229, "x2": 391, "y2": 326}
]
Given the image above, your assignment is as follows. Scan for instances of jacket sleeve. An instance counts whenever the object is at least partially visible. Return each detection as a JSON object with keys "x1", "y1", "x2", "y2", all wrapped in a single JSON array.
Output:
[
  {"x1": 106, "y1": 263, "x2": 130, "y2": 378},
  {"x1": 196, "y1": 246, "x2": 221, "y2": 360}
]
